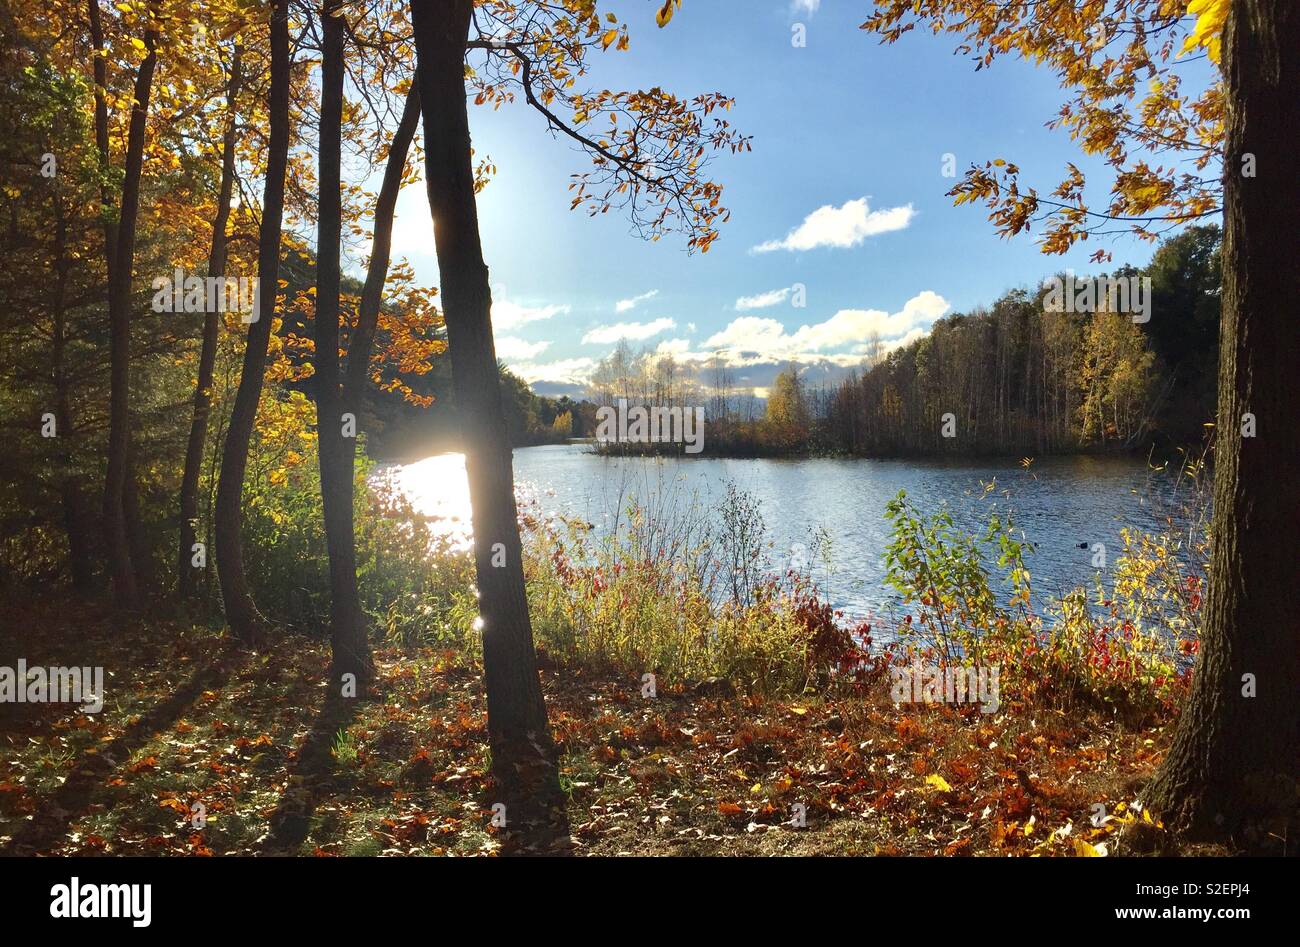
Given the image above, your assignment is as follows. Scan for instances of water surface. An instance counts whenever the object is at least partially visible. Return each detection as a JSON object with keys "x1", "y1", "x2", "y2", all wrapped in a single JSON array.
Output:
[{"x1": 377, "y1": 444, "x2": 1199, "y2": 619}]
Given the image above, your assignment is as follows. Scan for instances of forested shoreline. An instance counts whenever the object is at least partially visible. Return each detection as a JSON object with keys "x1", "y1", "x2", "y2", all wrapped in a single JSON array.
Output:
[{"x1": 589, "y1": 226, "x2": 1221, "y2": 461}]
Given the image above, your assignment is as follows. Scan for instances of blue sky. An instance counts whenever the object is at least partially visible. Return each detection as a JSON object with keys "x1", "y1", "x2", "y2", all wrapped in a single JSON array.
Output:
[{"x1": 373, "y1": 0, "x2": 1213, "y2": 398}]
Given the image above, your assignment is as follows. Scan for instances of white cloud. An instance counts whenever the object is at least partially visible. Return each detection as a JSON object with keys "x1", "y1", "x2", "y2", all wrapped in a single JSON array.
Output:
[
  {"x1": 514, "y1": 292, "x2": 948, "y2": 395},
  {"x1": 615, "y1": 289, "x2": 659, "y2": 313},
  {"x1": 582, "y1": 317, "x2": 677, "y2": 344},
  {"x1": 699, "y1": 290, "x2": 949, "y2": 364},
  {"x1": 509, "y1": 357, "x2": 598, "y2": 386},
  {"x1": 791, "y1": 0, "x2": 820, "y2": 16},
  {"x1": 735, "y1": 286, "x2": 792, "y2": 311},
  {"x1": 494, "y1": 337, "x2": 551, "y2": 360},
  {"x1": 701, "y1": 316, "x2": 790, "y2": 355},
  {"x1": 879, "y1": 327, "x2": 929, "y2": 354},
  {"x1": 492, "y1": 300, "x2": 569, "y2": 331},
  {"x1": 752, "y1": 197, "x2": 915, "y2": 253},
  {"x1": 656, "y1": 338, "x2": 693, "y2": 357}
]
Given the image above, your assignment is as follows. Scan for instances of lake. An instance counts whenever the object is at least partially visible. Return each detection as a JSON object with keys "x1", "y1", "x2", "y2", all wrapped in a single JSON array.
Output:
[{"x1": 376, "y1": 444, "x2": 1201, "y2": 620}]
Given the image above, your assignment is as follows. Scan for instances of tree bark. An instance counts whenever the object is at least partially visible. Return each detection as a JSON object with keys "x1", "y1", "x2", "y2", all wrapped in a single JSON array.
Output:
[
  {"x1": 410, "y1": 0, "x2": 564, "y2": 832},
  {"x1": 1145, "y1": 0, "x2": 1299, "y2": 845},
  {"x1": 314, "y1": 0, "x2": 372, "y2": 688},
  {"x1": 51, "y1": 208, "x2": 94, "y2": 592},
  {"x1": 102, "y1": 12, "x2": 158, "y2": 610},
  {"x1": 215, "y1": 0, "x2": 289, "y2": 644},
  {"x1": 343, "y1": 84, "x2": 420, "y2": 406},
  {"x1": 180, "y1": 45, "x2": 242, "y2": 600},
  {"x1": 87, "y1": 0, "x2": 117, "y2": 271}
]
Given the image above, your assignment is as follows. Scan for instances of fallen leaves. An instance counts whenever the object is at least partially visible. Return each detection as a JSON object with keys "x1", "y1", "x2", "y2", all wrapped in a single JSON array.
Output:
[
  {"x1": 0, "y1": 602, "x2": 1185, "y2": 858},
  {"x1": 924, "y1": 774, "x2": 953, "y2": 793}
]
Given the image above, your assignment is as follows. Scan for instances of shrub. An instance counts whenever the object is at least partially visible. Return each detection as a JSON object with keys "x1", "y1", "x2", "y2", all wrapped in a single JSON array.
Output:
[
  {"x1": 881, "y1": 487, "x2": 1203, "y2": 718},
  {"x1": 524, "y1": 483, "x2": 878, "y2": 695},
  {"x1": 234, "y1": 426, "x2": 478, "y2": 651}
]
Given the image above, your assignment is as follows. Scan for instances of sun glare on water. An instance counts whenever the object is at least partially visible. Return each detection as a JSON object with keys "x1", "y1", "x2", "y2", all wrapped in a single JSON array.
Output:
[
  {"x1": 377, "y1": 453, "x2": 475, "y2": 549},
  {"x1": 376, "y1": 452, "x2": 546, "y2": 551}
]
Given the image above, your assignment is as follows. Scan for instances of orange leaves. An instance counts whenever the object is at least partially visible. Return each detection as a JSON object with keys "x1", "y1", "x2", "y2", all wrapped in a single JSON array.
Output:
[
  {"x1": 864, "y1": 0, "x2": 1223, "y2": 254},
  {"x1": 894, "y1": 715, "x2": 924, "y2": 742}
]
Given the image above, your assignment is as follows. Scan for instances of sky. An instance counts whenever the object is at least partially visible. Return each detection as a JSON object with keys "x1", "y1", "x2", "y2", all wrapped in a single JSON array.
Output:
[{"x1": 364, "y1": 0, "x2": 1214, "y2": 399}]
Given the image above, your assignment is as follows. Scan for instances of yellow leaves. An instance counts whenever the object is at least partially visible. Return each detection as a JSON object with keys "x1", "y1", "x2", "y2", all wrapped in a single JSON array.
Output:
[
  {"x1": 655, "y1": 0, "x2": 681, "y2": 29},
  {"x1": 1180, "y1": 0, "x2": 1227, "y2": 65},
  {"x1": 1072, "y1": 837, "x2": 1107, "y2": 857},
  {"x1": 600, "y1": 28, "x2": 619, "y2": 50},
  {"x1": 924, "y1": 773, "x2": 952, "y2": 792}
]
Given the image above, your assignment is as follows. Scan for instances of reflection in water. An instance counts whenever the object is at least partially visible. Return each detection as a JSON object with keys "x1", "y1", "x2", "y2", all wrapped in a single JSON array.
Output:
[
  {"x1": 376, "y1": 452, "x2": 474, "y2": 549},
  {"x1": 374, "y1": 443, "x2": 1202, "y2": 620}
]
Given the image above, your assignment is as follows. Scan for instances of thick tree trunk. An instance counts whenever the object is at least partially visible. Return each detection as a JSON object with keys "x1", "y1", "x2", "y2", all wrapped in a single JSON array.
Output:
[
  {"x1": 410, "y1": 0, "x2": 563, "y2": 830},
  {"x1": 101, "y1": 15, "x2": 158, "y2": 610},
  {"x1": 180, "y1": 46, "x2": 242, "y2": 600},
  {"x1": 1145, "y1": 0, "x2": 1299, "y2": 845},
  {"x1": 215, "y1": 0, "x2": 289, "y2": 644},
  {"x1": 314, "y1": 1, "x2": 372, "y2": 688}
]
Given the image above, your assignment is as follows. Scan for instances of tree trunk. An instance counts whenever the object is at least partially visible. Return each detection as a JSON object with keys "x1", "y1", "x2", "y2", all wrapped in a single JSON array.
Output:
[
  {"x1": 410, "y1": 0, "x2": 563, "y2": 829},
  {"x1": 180, "y1": 45, "x2": 242, "y2": 600},
  {"x1": 102, "y1": 14, "x2": 158, "y2": 610},
  {"x1": 123, "y1": 442, "x2": 150, "y2": 586},
  {"x1": 87, "y1": 0, "x2": 117, "y2": 270},
  {"x1": 343, "y1": 84, "x2": 420, "y2": 405},
  {"x1": 1145, "y1": 0, "x2": 1299, "y2": 846},
  {"x1": 314, "y1": 1, "x2": 372, "y2": 688},
  {"x1": 51, "y1": 209, "x2": 94, "y2": 592},
  {"x1": 215, "y1": 0, "x2": 289, "y2": 644}
]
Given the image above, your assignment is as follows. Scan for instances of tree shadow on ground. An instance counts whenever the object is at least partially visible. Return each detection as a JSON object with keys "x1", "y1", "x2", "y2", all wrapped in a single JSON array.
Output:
[
  {"x1": 262, "y1": 689, "x2": 362, "y2": 853},
  {"x1": 1, "y1": 642, "x2": 244, "y2": 856}
]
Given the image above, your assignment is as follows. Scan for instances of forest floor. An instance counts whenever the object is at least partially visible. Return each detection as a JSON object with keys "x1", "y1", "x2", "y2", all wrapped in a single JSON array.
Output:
[{"x1": 0, "y1": 600, "x2": 1232, "y2": 857}]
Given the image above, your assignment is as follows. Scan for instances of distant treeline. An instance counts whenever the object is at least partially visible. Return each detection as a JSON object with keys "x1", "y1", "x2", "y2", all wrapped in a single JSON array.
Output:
[
  {"x1": 367, "y1": 225, "x2": 1219, "y2": 461},
  {"x1": 709, "y1": 226, "x2": 1221, "y2": 458}
]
